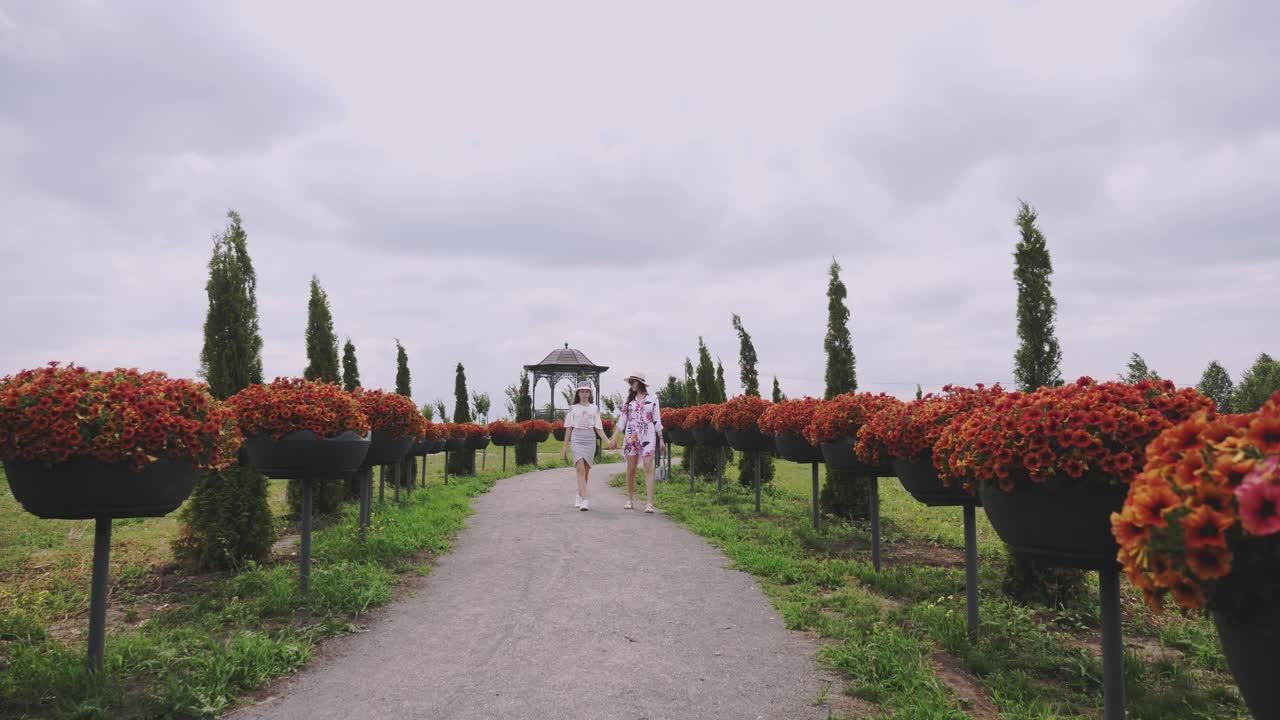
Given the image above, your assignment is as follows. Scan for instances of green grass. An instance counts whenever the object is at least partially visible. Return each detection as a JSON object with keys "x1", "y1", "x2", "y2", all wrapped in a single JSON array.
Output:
[
  {"x1": 0, "y1": 458, "x2": 527, "y2": 719},
  {"x1": 626, "y1": 461, "x2": 1247, "y2": 719}
]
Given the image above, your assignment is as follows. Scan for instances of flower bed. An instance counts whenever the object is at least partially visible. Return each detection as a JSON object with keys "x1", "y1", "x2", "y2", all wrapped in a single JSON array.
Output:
[
  {"x1": 711, "y1": 395, "x2": 771, "y2": 433},
  {"x1": 661, "y1": 407, "x2": 688, "y2": 431},
  {"x1": 520, "y1": 419, "x2": 553, "y2": 442},
  {"x1": 0, "y1": 363, "x2": 240, "y2": 471},
  {"x1": 422, "y1": 422, "x2": 445, "y2": 443},
  {"x1": 457, "y1": 423, "x2": 489, "y2": 440},
  {"x1": 487, "y1": 420, "x2": 524, "y2": 438},
  {"x1": 229, "y1": 378, "x2": 369, "y2": 441},
  {"x1": 683, "y1": 404, "x2": 719, "y2": 430},
  {"x1": 758, "y1": 397, "x2": 821, "y2": 437}
]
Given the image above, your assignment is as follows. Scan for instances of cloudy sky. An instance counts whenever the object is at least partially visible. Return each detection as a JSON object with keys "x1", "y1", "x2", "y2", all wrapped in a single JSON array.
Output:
[{"x1": 1, "y1": 1, "x2": 1276, "y2": 415}]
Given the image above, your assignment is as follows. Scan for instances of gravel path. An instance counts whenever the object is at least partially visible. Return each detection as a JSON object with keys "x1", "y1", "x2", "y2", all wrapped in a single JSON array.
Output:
[{"x1": 229, "y1": 464, "x2": 829, "y2": 720}]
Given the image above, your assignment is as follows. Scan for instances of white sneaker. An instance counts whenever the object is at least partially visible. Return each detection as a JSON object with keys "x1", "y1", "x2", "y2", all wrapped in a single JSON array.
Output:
[
  {"x1": 574, "y1": 495, "x2": 583, "y2": 509},
  {"x1": 580, "y1": 499, "x2": 590, "y2": 511}
]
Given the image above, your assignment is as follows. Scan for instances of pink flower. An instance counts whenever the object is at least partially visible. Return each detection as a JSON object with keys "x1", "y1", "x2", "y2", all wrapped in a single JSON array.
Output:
[{"x1": 1235, "y1": 457, "x2": 1280, "y2": 536}]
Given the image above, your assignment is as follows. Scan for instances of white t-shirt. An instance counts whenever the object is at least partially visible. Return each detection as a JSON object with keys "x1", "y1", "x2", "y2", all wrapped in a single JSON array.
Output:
[{"x1": 565, "y1": 404, "x2": 604, "y2": 432}]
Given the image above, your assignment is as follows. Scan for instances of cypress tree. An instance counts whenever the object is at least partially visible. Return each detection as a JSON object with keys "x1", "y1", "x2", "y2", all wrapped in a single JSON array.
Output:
[
  {"x1": 448, "y1": 363, "x2": 476, "y2": 475},
  {"x1": 395, "y1": 340, "x2": 411, "y2": 397},
  {"x1": 691, "y1": 339, "x2": 724, "y2": 478},
  {"x1": 1233, "y1": 353, "x2": 1280, "y2": 412},
  {"x1": 681, "y1": 358, "x2": 698, "y2": 472},
  {"x1": 1012, "y1": 201, "x2": 1064, "y2": 391},
  {"x1": 291, "y1": 275, "x2": 344, "y2": 514},
  {"x1": 1119, "y1": 353, "x2": 1160, "y2": 383},
  {"x1": 341, "y1": 339, "x2": 361, "y2": 392},
  {"x1": 303, "y1": 276, "x2": 340, "y2": 383},
  {"x1": 733, "y1": 314, "x2": 773, "y2": 486},
  {"x1": 515, "y1": 371, "x2": 537, "y2": 465},
  {"x1": 772, "y1": 377, "x2": 784, "y2": 403},
  {"x1": 1196, "y1": 361, "x2": 1235, "y2": 415},
  {"x1": 916, "y1": 384, "x2": 923, "y2": 401},
  {"x1": 1007, "y1": 200, "x2": 1082, "y2": 605},
  {"x1": 715, "y1": 360, "x2": 727, "y2": 402},
  {"x1": 819, "y1": 259, "x2": 871, "y2": 519},
  {"x1": 658, "y1": 375, "x2": 685, "y2": 409},
  {"x1": 174, "y1": 211, "x2": 275, "y2": 571}
]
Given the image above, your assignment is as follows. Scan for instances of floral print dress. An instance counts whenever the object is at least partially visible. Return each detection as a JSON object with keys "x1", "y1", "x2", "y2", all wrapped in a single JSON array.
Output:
[{"x1": 619, "y1": 395, "x2": 662, "y2": 458}]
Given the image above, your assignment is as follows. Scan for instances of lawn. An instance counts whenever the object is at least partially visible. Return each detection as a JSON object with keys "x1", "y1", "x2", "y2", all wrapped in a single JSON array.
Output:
[{"x1": 623, "y1": 459, "x2": 1247, "y2": 719}]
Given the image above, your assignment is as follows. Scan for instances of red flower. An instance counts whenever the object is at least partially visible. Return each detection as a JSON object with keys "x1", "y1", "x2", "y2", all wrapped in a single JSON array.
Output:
[
  {"x1": 804, "y1": 393, "x2": 903, "y2": 449},
  {"x1": 353, "y1": 388, "x2": 425, "y2": 440},
  {"x1": 229, "y1": 379, "x2": 369, "y2": 441},
  {"x1": 487, "y1": 420, "x2": 525, "y2": 439},
  {"x1": 662, "y1": 408, "x2": 688, "y2": 431},
  {"x1": 758, "y1": 398, "x2": 822, "y2": 436},
  {"x1": 711, "y1": 395, "x2": 771, "y2": 433},
  {"x1": 683, "y1": 404, "x2": 719, "y2": 430},
  {"x1": 1181, "y1": 506, "x2": 1234, "y2": 549},
  {"x1": 519, "y1": 419, "x2": 553, "y2": 435}
]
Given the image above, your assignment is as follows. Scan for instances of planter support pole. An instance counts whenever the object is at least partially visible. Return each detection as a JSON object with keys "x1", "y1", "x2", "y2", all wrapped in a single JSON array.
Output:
[
  {"x1": 870, "y1": 476, "x2": 881, "y2": 572},
  {"x1": 444, "y1": 451, "x2": 449, "y2": 484},
  {"x1": 811, "y1": 462, "x2": 820, "y2": 530},
  {"x1": 689, "y1": 450, "x2": 695, "y2": 492},
  {"x1": 716, "y1": 451, "x2": 723, "y2": 495},
  {"x1": 754, "y1": 453, "x2": 762, "y2": 513},
  {"x1": 300, "y1": 478, "x2": 313, "y2": 593},
  {"x1": 503, "y1": 446, "x2": 507, "y2": 472},
  {"x1": 393, "y1": 462, "x2": 400, "y2": 502},
  {"x1": 378, "y1": 465, "x2": 385, "y2": 502},
  {"x1": 421, "y1": 453, "x2": 427, "y2": 489},
  {"x1": 358, "y1": 470, "x2": 371, "y2": 537},
  {"x1": 405, "y1": 458, "x2": 413, "y2": 496},
  {"x1": 1100, "y1": 564, "x2": 1125, "y2": 720},
  {"x1": 963, "y1": 504, "x2": 980, "y2": 637},
  {"x1": 86, "y1": 516, "x2": 112, "y2": 671}
]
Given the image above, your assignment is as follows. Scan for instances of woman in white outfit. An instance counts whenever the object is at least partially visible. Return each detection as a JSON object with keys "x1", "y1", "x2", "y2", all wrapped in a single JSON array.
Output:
[
  {"x1": 608, "y1": 371, "x2": 663, "y2": 513},
  {"x1": 562, "y1": 380, "x2": 609, "y2": 511}
]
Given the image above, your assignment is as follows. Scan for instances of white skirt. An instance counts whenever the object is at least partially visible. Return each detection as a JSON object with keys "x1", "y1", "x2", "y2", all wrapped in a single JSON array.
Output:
[{"x1": 569, "y1": 427, "x2": 597, "y2": 466}]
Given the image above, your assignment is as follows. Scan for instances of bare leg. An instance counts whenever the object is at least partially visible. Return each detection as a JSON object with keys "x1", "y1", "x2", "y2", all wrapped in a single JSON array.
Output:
[
  {"x1": 576, "y1": 459, "x2": 589, "y2": 498},
  {"x1": 643, "y1": 454, "x2": 656, "y2": 507},
  {"x1": 625, "y1": 454, "x2": 638, "y2": 502}
]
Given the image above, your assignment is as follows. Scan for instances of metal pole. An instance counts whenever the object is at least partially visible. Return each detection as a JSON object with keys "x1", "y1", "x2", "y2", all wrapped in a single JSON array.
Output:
[
  {"x1": 405, "y1": 458, "x2": 413, "y2": 496},
  {"x1": 86, "y1": 516, "x2": 112, "y2": 671},
  {"x1": 358, "y1": 470, "x2": 369, "y2": 537},
  {"x1": 1100, "y1": 564, "x2": 1126, "y2": 719},
  {"x1": 300, "y1": 479, "x2": 313, "y2": 593},
  {"x1": 444, "y1": 451, "x2": 449, "y2": 484},
  {"x1": 964, "y1": 504, "x2": 979, "y2": 637},
  {"x1": 870, "y1": 476, "x2": 881, "y2": 573},
  {"x1": 378, "y1": 465, "x2": 385, "y2": 502},
  {"x1": 421, "y1": 453, "x2": 427, "y2": 488},
  {"x1": 394, "y1": 462, "x2": 400, "y2": 502},
  {"x1": 811, "y1": 462, "x2": 820, "y2": 530},
  {"x1": 716, "y1": 451, "x2": 723, "y2": 495},
  {"x1": 689, "y1": 446, "x2": 695, "y2": 492},
  {"x1": 503, "y1": 446, "x2": 507, "y2": 472},
  {"x1": 754, "y1": 453, "x2": 762, "y2": 513}
]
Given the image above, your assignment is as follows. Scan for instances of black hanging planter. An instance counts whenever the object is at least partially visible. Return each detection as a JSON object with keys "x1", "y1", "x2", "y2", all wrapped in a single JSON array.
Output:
[
  {"x1": 242, "y1": 430, "x2": 370, "y2": 479},
  {"x1": 444, "y1": 437, "x2": 466, "y2": 452},
  {"x1": 773, "y1": 432, "x2": 823, "y2": 464},
  {"x1": 4, "y1": 457, "x2": 200, "y2": 520},
  {"x1": 1214, "y1": 603, "x2": 1280, "y2": 720},
  {"x1": 667, "y1": 428, "x2": 696, "y2": 447},
  {"x1": 526, "y1": 429, "x2": 551, "y2": 443},
  {"x1": 892, "y1": 458, "x2": 980, "y2": 507},
  {"x1": 491, "y1": 433, "x2": 522, "y2": 447},
  {"x1": 691, "y1": 426, "x2": 728, "y2": 448},
  {"x1": 465, "y1": 436, "x2": 491, "y2": 451},
  {"x1": 820, "y1": 437, "x2": 891, "y2": 476},
  {"x1": 426, "y1": 439, "x2": 447, "y2": 454},
  {"x1": 362, "y1": 431, "x2": 414, "y2": 469},
  {"x1": 977, "y1": 472, "x2": 1127, "y2": 569},
  {"x1": 725, "y1": 428, "x2": 773, "y2": 453},
  {"x1": 552, "y1": 428, "x2": 567, "y2": 441},
  {"x1": 410, "y1": 439, "x2": 432, "y2": 456}
]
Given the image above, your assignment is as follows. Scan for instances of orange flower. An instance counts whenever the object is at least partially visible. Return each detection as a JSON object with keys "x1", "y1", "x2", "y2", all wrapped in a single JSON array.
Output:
[
  {"x1": 1245, "y1": 413, "x2": 1280, "y2": 454},
  {"x1": 1111, "y1": 507, "x2": 1149, "y2": 545},
  {"x1": 1181, "y1": 506, "x2": 1234, "y2": 549},
  {"x1": 1170, "y1": 575, "x2": 1206, "y2": 610},
  {"x1": 1130, "y1": 482, "x2": 1181, "y2": 528},
  {"x1": 1185, "y1": 545, "x2": 1232, "y2": 581},
  {"x1": 1192, "y1": 481, "x2": 1235, "y2": 514}
]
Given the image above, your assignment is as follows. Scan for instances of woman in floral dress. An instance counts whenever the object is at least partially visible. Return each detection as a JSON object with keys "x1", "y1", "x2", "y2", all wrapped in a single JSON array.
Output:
[{"x1": 609, "y1": 371, "x2": 663, "y2": 513}]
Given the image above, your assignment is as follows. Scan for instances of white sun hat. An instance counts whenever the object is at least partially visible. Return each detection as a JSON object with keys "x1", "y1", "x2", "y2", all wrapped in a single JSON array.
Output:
[{"x1": 623, "y1": 371, "x2": 647, "y2": 384}]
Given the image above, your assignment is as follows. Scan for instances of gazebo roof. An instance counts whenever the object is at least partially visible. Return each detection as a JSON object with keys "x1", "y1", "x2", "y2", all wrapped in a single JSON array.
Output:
[{"x1": 524, "y1": 343, "x2": 609, "y2": 373}]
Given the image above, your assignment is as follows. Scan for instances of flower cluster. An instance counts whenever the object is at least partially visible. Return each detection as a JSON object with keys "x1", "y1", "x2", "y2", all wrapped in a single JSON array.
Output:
[
  {"x1": 353, "y1": 388, "x2": 426, "y2": 440},
  {"x1": 683, "y1": 404, "x2": 719, "y2": 430},
  {"x1": 934, "y1": 378, "x2": 1214, "y2": 491},
  {"x1": 441, "y1": 423, "x2": 463, "y2": 439},
  {"x1": 0, "y1": 363, "x2": 241, "y2": 471},
  {"x1": 520, "y1": 419, "x2": 553, "y2": 435},
  {"x1": 422, "y1": 421, "x2": 445, "y2": 442},
  {"x1": 487, "y1": 420, "x2": 525, "y2": 439},
  {"x1": 661, "y1": 407, "x2": 688, "y2": 431},
  {"x1": 758, "y1": 397, "x2": 822, "y2": 436},
  {"x1": 457, "y1": 423, "x2": 488, "y2": 440},
  {"x1": 602, "y1": 417, "x2": 615, "y2": 435},
  {"x1": 712, "y1": 395, "x2": 772, "y2": 433},
  {"x1": 1115, "y1": 392, "x2": 1280, "y2": 613},
  {"x1": 858, "y1": 385, "x2": 1005, "y2": 464},
  {"x1": 229, "y1": 377, "x2": 370, "y2": 443},
  {"x1": 803, "y1": 393, "x2": 904, "y2": 457}
]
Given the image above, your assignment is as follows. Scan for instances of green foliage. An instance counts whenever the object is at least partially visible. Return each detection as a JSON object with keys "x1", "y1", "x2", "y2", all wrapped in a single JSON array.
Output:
[
  {"x1": 683, "y1": 358, "x2": 697, "y2": 408},
  {"x1": 1012, "y1": 200, "x2": 1064, "y2": 392},
  {"x1": 471, "y1": 392, "x2": 491, "y2": 423},
  {"x1": 1196, "y1": 360, "x2": 1234, "y2": 415},
  {"x1": 915, "y1": 384, "x2": 922, "y2": 401},
  {"x1": 180, "y1": 211, "x2": 275, "y2": 571},
  {"x1": 1119, "y1": 352, "x2": 1160, "y2": 383},
  {"x1": 433, "y1": 398, "x2": 448, "y2": 422},
  {"x1": 658, "y1": 374, "x2": 686, "y2": 409},
  {"x1": 515, "y1": 371, "x2": 537, "y2": 466},
  {"x1": 1232, "y1": 352, "x2": 1280, "y2": 412},
  {"x1": 302, "y1": 275, "x2": 340, "y2": 384},
  {"x1": 421, "y1": 403, "x2": 434, "y2": 422},
  {"x1": 823, "y1": 259, "x2": 857, "y2": 399},
  {"x1": 715, "y1": 360, "x2": 727, "y2": 401},
  {"x1": 341, "y1": 338, "x2": 360, "y2": 392},
  {"x1": 690, "y1": 339, "x2": 730, "y2": 478},
  {"x1": 394, "y1": 339, "x2": 411, "y2": 397},
  {"x1": 771, "y1": 376, "x2": 784, "y2": 403},
  {"x1": 285, "y1": 477, "x2": 347, "y2": 518},
  {"x1": 448, "y1": 363, "x2": 476, "y2": 475},
  {"x1": 732, "y1": 313, "x2": 773, "y2": 486}
]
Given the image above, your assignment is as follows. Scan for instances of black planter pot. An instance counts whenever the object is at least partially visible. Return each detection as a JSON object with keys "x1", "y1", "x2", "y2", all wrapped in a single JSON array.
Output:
[
  {"x1": 527, "y1": 430, "x2": 551, "y2": 443},
  {"x1": 691, "y1": 426, "x2": 728, "y2": 448},
  {"x1": 774, "y1": 432, "x2": 824, "y2": 464},
  {"x1": 465, "y1": 436, "x2": 491, "y2": 451},
  {"x1": 725, "y1": 428, "x2": 773, "y2": 453},
  {"x1": 1214, "y1": 603, "x2": 1280, "y2": 719},
  {"x1": 425, "y1": 439, "x2": 447, "y2": 455},
  {"x1": 410, "y1": 439, "x2": 432, "y2": 456},
  {"x1": 4, "y1": 457, "x2": 200, "y2": 520},
  {"x1": 243, "y1": 430, "x2": 370, "y2": 480},
  {"x1": 552, "y1": 428, "x2": 567, "y2": 442},
  {"x1": 977, "y1": 473, "x2": 1127, "y2": 570},
  {"x1": 820, "y1": 438, "x2": 891, "y2": 476},
  {"x1": 893, "y1": 458, "x2": 979, "y2": 507},
  {"x1": 362, "y1": 431, "x2": 414, "y2": 468},
  {"x1": 444, "y1": 437, "x2": 466, "y2": 452},
  {"x1": 491, "y1": 433, "x2": 522, "y2": 447},
  {"x1": 668, "y1": 428, "x2": 696, "y2": 447}
]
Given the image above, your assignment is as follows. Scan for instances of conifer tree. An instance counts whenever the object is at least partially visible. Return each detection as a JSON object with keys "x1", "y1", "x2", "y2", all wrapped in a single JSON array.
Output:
[
  {"x1": 448, "y1": 363, "x2": 476, "y2": 475},
  {"x1": 1119, "y1": 353, "x2": 1160, "y2": 383},
  {"x1": 341, "y1": 339, "x2": 361, "y2": 392},
  {"x1": 395, "y1": 340, "x2": 411, "y2": 397},
  {"x1": 1196, "y1": 360, "x2": 1234, "y2": 415},
  {"x1": 515, "y1": 371, "x2": 537, "y2": 465},
  {"x1": 916, "y1": 384, "x2": 923, "y2": 400},
  {"x1": 174, "y1": 211, "x2": 275, "y2": 570},
  {"x1": 715, "y1": 360, "x2": 727, "y2": 402},
  {"x1": 1233, "y1": 353, "x2": 1280, "y2": 412},
  {"x1": 681, "y1": 358, "x2": 699, "y2": 472},
  {"x1": 772, "y1": 377, "x2": 785, "y2": 403},
  {"x1": 291, "y1": 275, "x2": 345, "y2": 514},
  {"x1": 819, "y1": 259, "x2": 871, "y2": 519},
  {"x1": 422, "y1": 403, "x2": 435, "y2": 422},
  {"x1": 732, "y1": 314, "x2": 773, "y2": 486},
  {"x1": 691, "y1": 339, "x2": 724, "y2": 477}
]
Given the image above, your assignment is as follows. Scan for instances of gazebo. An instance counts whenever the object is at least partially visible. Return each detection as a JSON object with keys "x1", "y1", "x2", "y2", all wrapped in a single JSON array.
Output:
[{"x1": 524, "y1": 343, "x2": 609, "y2": 420}]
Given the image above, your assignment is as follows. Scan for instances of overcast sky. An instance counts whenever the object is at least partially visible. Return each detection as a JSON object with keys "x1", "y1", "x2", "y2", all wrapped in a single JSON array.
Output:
[{"x1": 1, "y1": 1, "x2": 1276, "y2": 415}]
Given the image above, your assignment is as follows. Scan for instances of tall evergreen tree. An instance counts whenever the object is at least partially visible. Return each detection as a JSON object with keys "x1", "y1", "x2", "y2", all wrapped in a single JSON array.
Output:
[
  {"x1": 732, "y1": 314, "x2": 773, "y2": 486},
  {"x1": 448, "y1": 363, "x2": 476, "y2": 475},
  {"x1": 1196, "y1": 360, "x2": 1235, "y2": 415},
  {"x1": 1233, "y1": 353, "x2": 1280, "y2": 412},
  {"x1": 341, "y1": 339, "x2": 361, "y2": 392},
  {"x1": 422, "y1": 403, "x2": 435, "y2": 422},
  {"x1": 303, "y1": 276, "x2": 340, "y2": 383},
  {"x1": 819, "y1": 259, "x2": 871, "y2": 519},
  {"x1": 1119, "y1": 353, "x2": 1160, "y2": 384},
  {"x1": 715, "y1": 360, "x2": 727, "y2": 402},
  {"x1": 1012, "y1": 201, "x2": 1064, "y2": 391},
  {"x1": 772, "y1": 377, "x2": 785, "y2": 403},
  {"x1": 515, "y1": 371, "x2": 537, "y2": 465},
  {"x1": 174, "y1": 211, "x2": 275, "y2": 571},
  {"x1": 395, "y1": 340, "x2": 411, "y2": 397},
  {"x1": 680, "y1": 358, "x2": 699, "y2": 472},
  {"x1": 433, "y1": 398, "x2": 448, "y2": 421},
  {"x1": 658, "y1": 375, "x2": 686, "y2": 409},
  {"x1": 690, "y1": 339, "x2": 727, "y2": 477},
  {"x1": 916, "y1": 384, "x2": 923, "y2": 401},
  {"x1": 823, "y1": 259, "x2": 857, "y2": 399},
  {"x1": 1007, "y1": 200, "x2": 1081, "y2": 605}
]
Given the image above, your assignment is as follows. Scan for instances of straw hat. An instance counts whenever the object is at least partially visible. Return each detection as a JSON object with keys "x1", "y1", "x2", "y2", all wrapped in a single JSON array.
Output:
[{"x1": 623, "y1": 371, "x2": 647, "y2": 385}]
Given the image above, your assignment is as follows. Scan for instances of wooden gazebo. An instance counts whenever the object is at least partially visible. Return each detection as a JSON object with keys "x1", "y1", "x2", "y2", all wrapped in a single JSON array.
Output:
[{"x1": 524, "y1": 343, "x2": 609, "y2": 420}]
